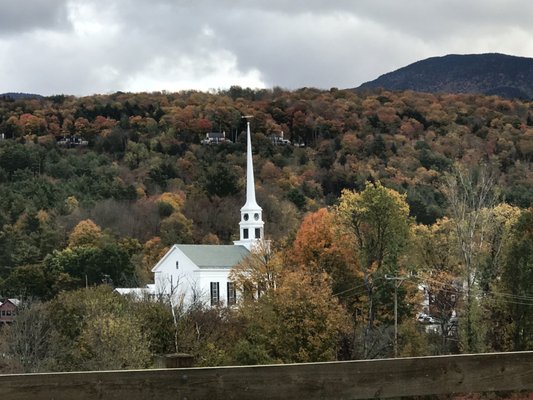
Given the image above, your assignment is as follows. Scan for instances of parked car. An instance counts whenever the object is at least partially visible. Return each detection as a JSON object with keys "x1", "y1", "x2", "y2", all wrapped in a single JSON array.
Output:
[{"x1": 417, "y1": 313, "x2": 439, "y2": 324}]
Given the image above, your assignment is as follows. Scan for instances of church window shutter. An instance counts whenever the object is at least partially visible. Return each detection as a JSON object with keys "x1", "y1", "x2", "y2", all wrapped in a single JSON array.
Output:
[
  {"x1": 210, "y1": 282, "x2": 220, "y2": 306},
  {"x1": 227, "y1": 282, "x2": 236, "y2": 305}
]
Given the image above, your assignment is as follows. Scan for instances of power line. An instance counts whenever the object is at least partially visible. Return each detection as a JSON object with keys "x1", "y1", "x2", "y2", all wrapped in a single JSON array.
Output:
[{"x1": 420, "y1": 275, "x2": 533, "y2": 307}]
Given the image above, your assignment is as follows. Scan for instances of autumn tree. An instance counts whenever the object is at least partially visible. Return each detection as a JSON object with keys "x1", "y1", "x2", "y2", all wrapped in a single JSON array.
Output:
[
  {"x1": 412, "y1": 218, "x2": 461, "y2": 352},
  {"x1": 68, "y1": 219, "x2": 103, "y2": 248},
  {"x1": 336, "y1": 182, "x2": 411, "y2": 358},
  {"x1": 0, "y1": 264, "x2": 63, "y2": 300},
  {"x1": 76, "y1": 314, "x2": 152, "y2": 371},
  {"x1": 43, "y1": 243, "x2": 134, "y2": 289},
  {"x1": 396, "y1": 319, "x2": 432, "y2": 358},
  {"x1": 203, "y1": 163, "x2": 241, "y2": 198},
  {"x1": 237, "y1": 270, "x2": 350, "y2": 364},
  {"x1": 47, "y1": 286, "x2": 152, "y2": 371},
  {"x1": 159, "y1": 211, "x2": 194, "y2": 246},
  {"x1": 134, "y1": 237, "x2": 169, "y2": 285},
  {"x1": 131, "y1": 299, "x2": 176, "y2": 356},
  {"x1": 268, "y1": 270, "x2": 350, "y2": 362},
  {"x1": 477, "y1": 203, "x2": 521, "y2": 292},
  {"x1": 442, "y1": 163, "x2": 497, "y2": 352},
  {"x1": 0, "y1": 301, "x2": 53, "y2": 373},
  {"x1": 496, "y1": 209, "x2": 533, "y2": 350},
  {"x1": 474, "y1": 204, "x2": 521, "y2": 351},
  {"x1": 230, "y1": 241, "x2": 283, "y2": 298},
  {"x1": 289, "y1": 208, "x2": 360, "y2": 308},
  {"x1": 124, "y1": 140, "x2": 149, "y2": 169}
]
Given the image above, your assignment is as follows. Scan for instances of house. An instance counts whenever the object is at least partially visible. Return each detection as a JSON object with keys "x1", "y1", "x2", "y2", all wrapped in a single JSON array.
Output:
[
  {"x1": 271, "y1": 131, "x2": 291, "y2": 145},
  {"x1": 201, "y1": 131, "x2": 230, "y2": 145},
  {"x1": 57, "y1": 136, "x2": 89, "y2": 147},
  {"x1": 0, "y1": 299, "x2": 20, "y2": 325},
  {"x1": 117, "y1": 120, "x2": 265, "y2": 306},
  {"x1": 416, "y1": 279, "x2": 460, "y2": 336}
]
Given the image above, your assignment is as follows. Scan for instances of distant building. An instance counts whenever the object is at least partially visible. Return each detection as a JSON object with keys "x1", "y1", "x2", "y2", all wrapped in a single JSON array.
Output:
[
  {"x1": 57, "y1": 136, "x2": 89, "y2": 147},
  {"x1": 201, "y1": 131, "x2": 230, "y2": 145},
  {"x1": 117, "y1": 121, "x2": 265, "y2": 306},
  {"x1": 271, "y1": 131, "x2": 291, "y2": 145},
  {"x1": 0, "y1": 299, "x2": 20, "y2": 325}
]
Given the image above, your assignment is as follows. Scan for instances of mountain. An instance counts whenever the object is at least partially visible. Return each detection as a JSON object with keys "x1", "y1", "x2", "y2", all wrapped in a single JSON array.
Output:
[
  {"x1": 1, "y1": 92, "x2": 44, "y2": 100},
  {"x1": 357, "y1": 53, "x2": 533, "y2": 99}
]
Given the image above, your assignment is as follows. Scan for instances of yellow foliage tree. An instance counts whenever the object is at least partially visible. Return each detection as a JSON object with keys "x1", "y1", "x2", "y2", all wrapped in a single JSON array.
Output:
[
  {"x1": 268, "y1": 270, "x2": 351, "y2": 363},
  {"x1": 230, "y1": 241, "x2": 283, "y2": 297},
  {"x1": 412, "y1": 218, "x2": 461, "y2": 351},
  {"x1": 158, "y1": 191, "x2": 186, "y2": 211},
  {"x1": 135, "y1": 237, "x2": 169, "y2": 285},
  {"x1": 336, "y1": 182, "x2": 412, "y2": 358},
  {"x1": 68, "y1": 219, "x2": 103, "y2": 248}
]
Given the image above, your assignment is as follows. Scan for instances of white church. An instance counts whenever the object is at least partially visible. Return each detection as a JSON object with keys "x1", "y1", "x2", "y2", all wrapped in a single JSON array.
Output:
[{"x1": 117, "y1": 120, "x2": 264, "y2": 306}]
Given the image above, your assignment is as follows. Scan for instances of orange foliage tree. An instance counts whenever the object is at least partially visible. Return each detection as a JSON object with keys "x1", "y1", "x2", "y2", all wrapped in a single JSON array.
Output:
[{"x1": 289, "y1": 208, "x2": 360, "y2": 306}]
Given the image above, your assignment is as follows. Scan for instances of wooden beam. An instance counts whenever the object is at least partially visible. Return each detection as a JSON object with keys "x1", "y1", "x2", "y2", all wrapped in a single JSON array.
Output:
[{"x1": 1, "y1": 351, "x2": 533, "y2": 400}]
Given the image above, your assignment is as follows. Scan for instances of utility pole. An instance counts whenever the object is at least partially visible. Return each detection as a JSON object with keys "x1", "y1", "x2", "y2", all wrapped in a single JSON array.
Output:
[{"x1": 385, "y1": 274, "x2": 408, "y2": 358}]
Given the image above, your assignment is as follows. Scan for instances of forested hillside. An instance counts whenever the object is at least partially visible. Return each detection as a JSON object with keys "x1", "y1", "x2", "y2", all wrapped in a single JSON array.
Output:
[{"x1": 1, "y1": 87, "x2": 533, "y2": 371}]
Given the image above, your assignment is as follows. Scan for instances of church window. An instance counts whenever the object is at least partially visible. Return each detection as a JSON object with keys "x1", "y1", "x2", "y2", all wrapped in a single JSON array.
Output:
[
  {"x1": 175, "y1": 261, "x2": 179, "y2": 269},
  {"x1": 254, "y1": 213, "x2": 259, "y2": 220},
  {"x1": 210, "y1": 282, "x2": 220, "y2": 306},
  {"x1": 243, "y1": 228, "x2": 249, "y2": 239},
  {"x1": 255, "y1": 228, "x2": 261, "y2": 239},
  {"x1": 243, "y1": 213, "x2": 249, "y2": 221},
  {"x1": 227, "y1": 282, "x2": 236, "y2": 305}
]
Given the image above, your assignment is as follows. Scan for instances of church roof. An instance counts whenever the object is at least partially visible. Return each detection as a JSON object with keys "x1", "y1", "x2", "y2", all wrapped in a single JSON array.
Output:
[{"x1": 176, "y1": 244, "x2": 250, "y2": 268}]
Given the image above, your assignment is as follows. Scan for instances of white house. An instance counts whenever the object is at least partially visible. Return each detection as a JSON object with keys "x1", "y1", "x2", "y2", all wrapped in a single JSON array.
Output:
[
  {"x1": 117, "y1": 120, "x2": 265, "y2": 306},
  {"x1": 201, "y1": 131, "x2": 230, "y2": 145},
  {"x1": 271, "y1": 131, "x2": 291, "y2": 145}
]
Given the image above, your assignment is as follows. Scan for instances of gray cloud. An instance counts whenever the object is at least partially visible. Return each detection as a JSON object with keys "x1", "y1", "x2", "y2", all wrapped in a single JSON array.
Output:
[
  {"x1": 0, "y1": 0, "x2": 70, "y2": 35},
  {"x1": 1, "y1": 0, "x2": 532, "y2": 95}
]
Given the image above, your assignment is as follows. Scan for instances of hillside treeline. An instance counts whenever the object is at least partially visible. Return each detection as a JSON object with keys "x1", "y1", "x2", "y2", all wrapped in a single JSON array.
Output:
[{"x1": 0, "y1": 87, "x2": 532, "y2": 371}]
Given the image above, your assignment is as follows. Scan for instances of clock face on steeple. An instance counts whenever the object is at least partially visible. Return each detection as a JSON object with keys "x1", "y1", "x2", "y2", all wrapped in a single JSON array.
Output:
[
  {"x1": 243, "y1": 213, "x2": 249, "y2": 221},
  {"x1": 254, "y1": 213, "x2": 259, "y2": 220}
]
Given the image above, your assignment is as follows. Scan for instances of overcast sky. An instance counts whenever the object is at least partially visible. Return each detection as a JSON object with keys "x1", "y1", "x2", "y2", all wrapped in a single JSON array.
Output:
[{"x1": 1, "y1": 0, "x2": 533, "y2": 96}]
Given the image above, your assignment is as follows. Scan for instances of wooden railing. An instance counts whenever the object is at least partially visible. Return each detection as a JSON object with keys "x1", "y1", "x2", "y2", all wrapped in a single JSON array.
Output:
[{"x1": 1, "y1": 351, "x2": 533, "y2": 400}]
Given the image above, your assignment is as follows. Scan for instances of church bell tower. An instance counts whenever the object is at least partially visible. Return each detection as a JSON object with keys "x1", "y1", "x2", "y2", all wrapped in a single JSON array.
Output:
[{"x1": 234, "y1": 119, "x2": 264, "y2": 251}]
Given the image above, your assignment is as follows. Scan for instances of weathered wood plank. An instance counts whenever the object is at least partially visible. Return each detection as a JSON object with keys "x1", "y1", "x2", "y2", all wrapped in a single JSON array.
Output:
[{"x1": 1, "y1": 351, "x2": 533, "y2": 400}]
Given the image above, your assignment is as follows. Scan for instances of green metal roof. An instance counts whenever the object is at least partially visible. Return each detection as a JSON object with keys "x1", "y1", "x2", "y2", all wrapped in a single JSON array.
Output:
[{"x1": 176, "y1": 245, "x2": 250, "y2": 268}]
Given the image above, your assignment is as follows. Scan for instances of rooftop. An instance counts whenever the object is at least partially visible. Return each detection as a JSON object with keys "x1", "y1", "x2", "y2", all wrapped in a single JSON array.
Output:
[{"x1": 177, "y1": 244, "x2": 250, "y2": 268}]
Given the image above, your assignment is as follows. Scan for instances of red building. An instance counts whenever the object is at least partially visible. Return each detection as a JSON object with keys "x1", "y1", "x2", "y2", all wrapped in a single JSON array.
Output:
[{"x1": 0, "y1": 299, "x2": 20, "y2": 325}]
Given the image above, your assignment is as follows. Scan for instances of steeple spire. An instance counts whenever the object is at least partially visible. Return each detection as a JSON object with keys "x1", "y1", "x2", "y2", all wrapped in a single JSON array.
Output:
[
  {"x1": 243, "y1": 121, "x2": 260, "y2": 209},
  {"x1": 234, "y1": 119, "x2": 264, "y2": 251}
]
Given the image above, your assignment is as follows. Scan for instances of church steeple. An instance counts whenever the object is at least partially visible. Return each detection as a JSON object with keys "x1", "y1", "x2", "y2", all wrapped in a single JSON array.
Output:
[{"x1": 234, "y1": 119, "x2": 264, "y2": 250}]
